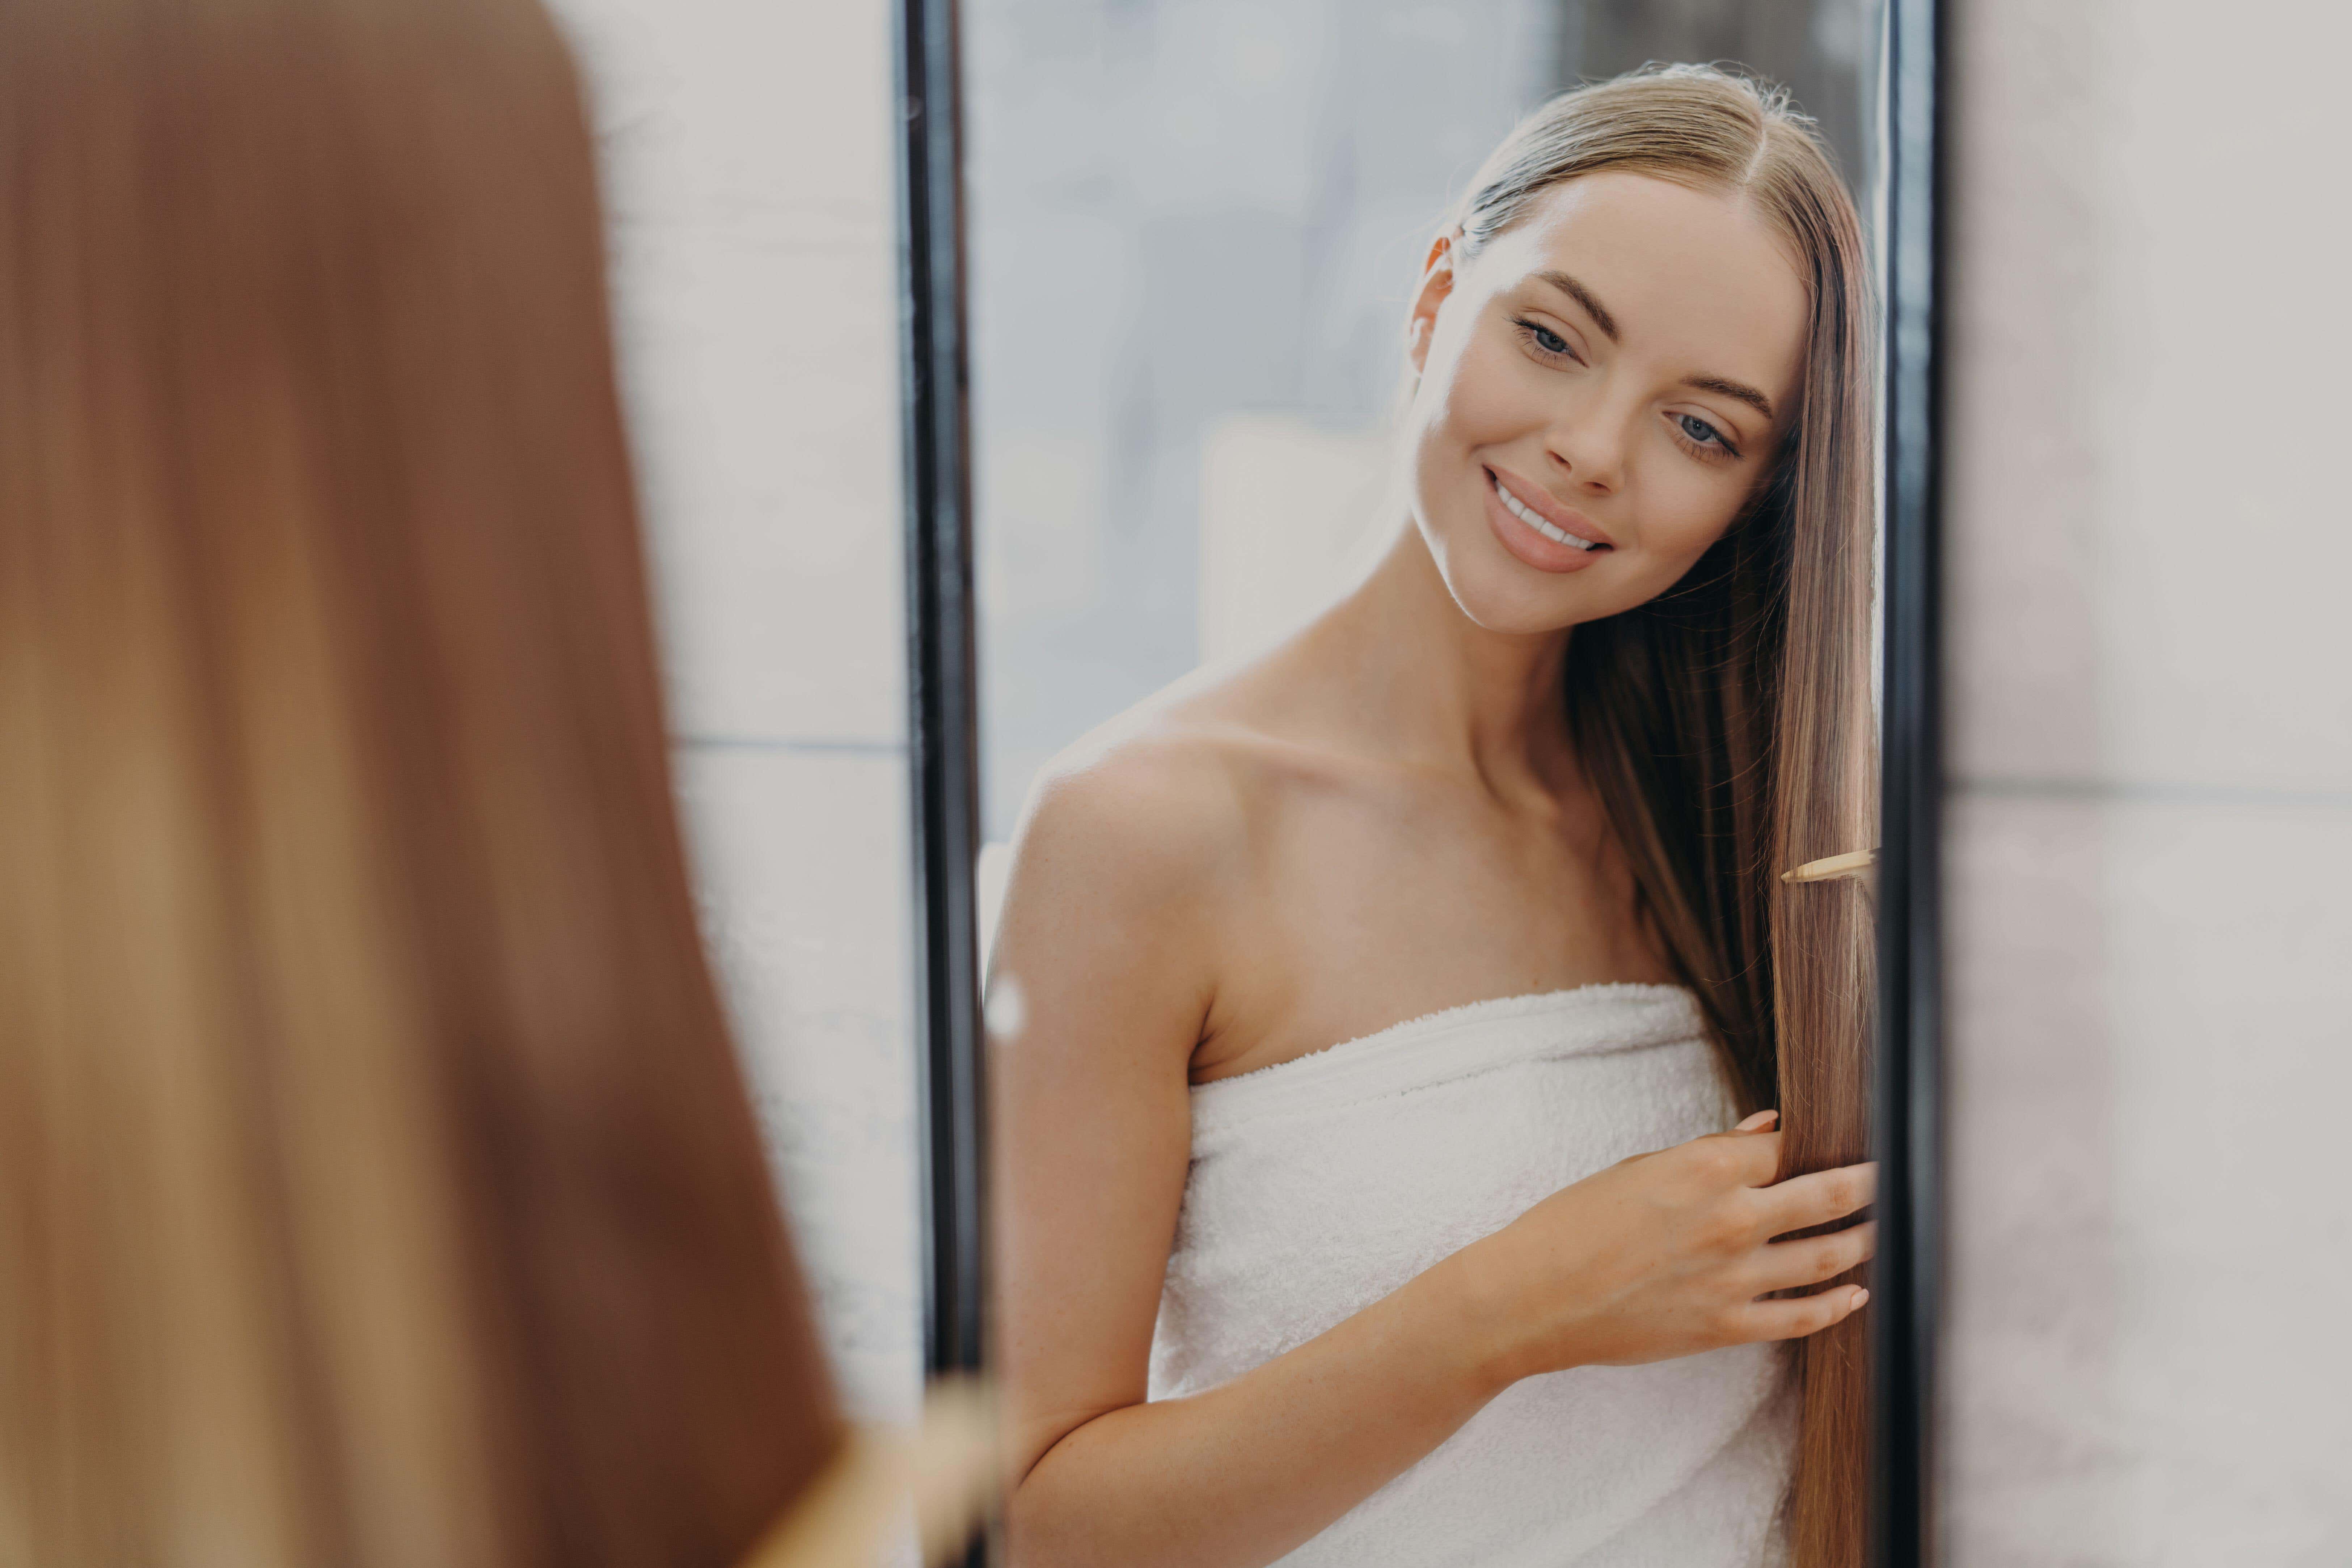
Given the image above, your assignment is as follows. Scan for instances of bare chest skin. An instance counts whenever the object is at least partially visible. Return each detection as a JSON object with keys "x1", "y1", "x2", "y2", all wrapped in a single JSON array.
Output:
[{"x1": 1185, "y1": 736, "x2": 1676, "y2": 1085}]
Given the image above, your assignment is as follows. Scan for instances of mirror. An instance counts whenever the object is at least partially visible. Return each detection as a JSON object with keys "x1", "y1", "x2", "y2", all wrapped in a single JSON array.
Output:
[{"x1": 896, "y1": 1, "x2": 1943, "y2": 1562}]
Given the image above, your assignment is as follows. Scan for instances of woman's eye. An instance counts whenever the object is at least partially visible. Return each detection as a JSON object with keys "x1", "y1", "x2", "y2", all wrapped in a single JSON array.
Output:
[
  {"x1": 1677, "y1": 413, "x2": 1726, "y2": 448},
  {"x1": 1516, "y1": 318, "x2": 1575, "y2": 359}
]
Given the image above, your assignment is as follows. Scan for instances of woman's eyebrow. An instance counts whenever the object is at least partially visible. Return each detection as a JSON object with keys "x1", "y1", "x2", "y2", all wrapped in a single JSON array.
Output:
[
  {"x1": 1683, "y1": 374, "x2": 1776, "y2": 422},
  {"x1": 1532, "y1": 269, "x2": 1620, "y2": 341}
]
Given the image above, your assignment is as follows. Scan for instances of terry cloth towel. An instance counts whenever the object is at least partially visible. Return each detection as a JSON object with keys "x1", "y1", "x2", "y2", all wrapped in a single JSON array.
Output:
[{"x1": 1148, "y1": 984, "x2": 1796, "y2": 1568}]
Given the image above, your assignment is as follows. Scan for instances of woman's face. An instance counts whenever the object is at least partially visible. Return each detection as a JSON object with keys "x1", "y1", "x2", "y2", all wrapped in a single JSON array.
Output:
[{"x1": 1403, "y1": 170, "x2": 1810, "y2": 635}]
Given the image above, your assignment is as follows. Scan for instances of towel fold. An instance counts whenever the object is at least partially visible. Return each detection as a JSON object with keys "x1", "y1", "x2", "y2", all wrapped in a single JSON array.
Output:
[{"x1": 1150, "y1": 984, "x2": 1795, "y2": 1568}]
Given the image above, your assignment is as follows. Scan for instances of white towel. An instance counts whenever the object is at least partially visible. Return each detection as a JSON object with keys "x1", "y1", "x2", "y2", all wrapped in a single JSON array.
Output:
[{"x1": 1149, "y1": 985, "x2": 1795, "y2": 1567}]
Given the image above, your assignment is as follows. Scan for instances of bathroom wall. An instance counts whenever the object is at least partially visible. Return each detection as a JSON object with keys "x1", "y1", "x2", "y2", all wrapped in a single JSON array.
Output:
[
  {"x1": 1940, "y1": 1, "x2": 2352, "y2": 1560},
  {"x1": 548, "y1": 0, "x2": 924, "y2": 1427}
]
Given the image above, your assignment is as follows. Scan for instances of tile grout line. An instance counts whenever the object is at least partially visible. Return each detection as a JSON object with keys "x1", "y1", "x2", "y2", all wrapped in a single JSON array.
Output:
[{"x1": 1951, "y1": 776, "x2": 2352, "y2": 809}]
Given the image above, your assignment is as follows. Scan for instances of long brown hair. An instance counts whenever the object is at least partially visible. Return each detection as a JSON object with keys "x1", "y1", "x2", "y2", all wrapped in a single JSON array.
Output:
[
  {"x1": 0, "y1": 1, "x2": 840, "y2": 1563},
  {"x1": 1451, "y1": 66, "x2": 1878, "y2": 1568}
]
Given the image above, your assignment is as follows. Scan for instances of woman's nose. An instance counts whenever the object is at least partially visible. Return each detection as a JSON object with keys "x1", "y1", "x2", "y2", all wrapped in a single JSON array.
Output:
[{"x1": 1545, "y1": 406, "x2": 1631, "y2": 496}]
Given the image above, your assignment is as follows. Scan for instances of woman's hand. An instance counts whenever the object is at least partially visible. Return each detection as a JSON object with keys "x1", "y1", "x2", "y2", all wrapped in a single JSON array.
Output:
[{"x1": 1453, "y1": 1110, "x2": 1875, "y2": 1383}]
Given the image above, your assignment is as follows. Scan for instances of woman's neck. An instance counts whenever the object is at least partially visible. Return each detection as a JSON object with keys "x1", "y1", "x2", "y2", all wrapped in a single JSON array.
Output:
[{"x1": 1305, "y1": 521, "x2": 1578, "y2": 795}]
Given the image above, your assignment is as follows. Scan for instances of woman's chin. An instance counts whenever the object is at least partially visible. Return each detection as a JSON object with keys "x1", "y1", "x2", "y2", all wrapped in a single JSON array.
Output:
[{"x1": 1432, "y1": 535, "x2": 1608, "y2": 637}]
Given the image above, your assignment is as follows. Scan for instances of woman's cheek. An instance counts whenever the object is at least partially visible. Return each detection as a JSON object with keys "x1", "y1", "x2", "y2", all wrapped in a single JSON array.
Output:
[
  {"x1": 1435, "y1": 336, "x2": 1537, "y2": 448},
  {"x1": 1644, "y1": 468, "x2": 1747, "y2": 564}
]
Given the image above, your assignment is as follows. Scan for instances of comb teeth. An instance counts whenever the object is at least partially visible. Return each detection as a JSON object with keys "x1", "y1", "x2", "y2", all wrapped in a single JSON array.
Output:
[{"x1": 1781, "y1": 849, "x2": 1879, "y2": 884}]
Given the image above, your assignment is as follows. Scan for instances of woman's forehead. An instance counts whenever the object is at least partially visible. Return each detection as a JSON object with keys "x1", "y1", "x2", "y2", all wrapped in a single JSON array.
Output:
[{"x1": 1475, "y1": 172, "x2": 1811, "y2": 407}]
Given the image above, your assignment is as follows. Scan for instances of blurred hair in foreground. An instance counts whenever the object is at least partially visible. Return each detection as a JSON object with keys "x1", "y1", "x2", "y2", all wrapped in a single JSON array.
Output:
[{"x1": 0, "y1": 0, "x2": 842, "y2": 1563}]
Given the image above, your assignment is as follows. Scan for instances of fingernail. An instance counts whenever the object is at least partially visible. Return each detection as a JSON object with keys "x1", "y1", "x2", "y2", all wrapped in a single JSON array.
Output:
[
  {"x1": 1736, "y1": 1109, "x2": 1779, "y2": 1132},
  {"x1": 1851, "y1": 1287, "x2": 1870, "y2": 1309}
]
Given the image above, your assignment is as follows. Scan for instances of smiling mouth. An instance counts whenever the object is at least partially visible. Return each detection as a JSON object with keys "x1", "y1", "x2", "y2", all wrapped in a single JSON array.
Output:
[{"x1": 1489, "y1": 470, "x2": 1609, "y2": 552}]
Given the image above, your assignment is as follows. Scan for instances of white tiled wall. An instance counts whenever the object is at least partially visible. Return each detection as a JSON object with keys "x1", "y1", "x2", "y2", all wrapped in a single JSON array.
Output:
[
  {"x1": 550, "y1": 0, "x2": 923, "y2": 1425},
  {"x1": 1942, "y1": 1, "x2": 2352, "y2": 1560}
]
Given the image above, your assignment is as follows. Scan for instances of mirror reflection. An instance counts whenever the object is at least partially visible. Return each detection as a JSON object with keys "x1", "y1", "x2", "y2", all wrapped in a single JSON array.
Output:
[{"x1": 970, "y1": 7, "x2": 1887, "y2": 1564}]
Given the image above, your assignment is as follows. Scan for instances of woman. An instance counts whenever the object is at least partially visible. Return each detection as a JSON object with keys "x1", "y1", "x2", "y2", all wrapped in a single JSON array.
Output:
[
  {"x1": 0, "y1": 1, "x2": 843, "y2": 1563},
  {"x1": 990, "y1": 67, "x2": 1879, "y2": 1568}
]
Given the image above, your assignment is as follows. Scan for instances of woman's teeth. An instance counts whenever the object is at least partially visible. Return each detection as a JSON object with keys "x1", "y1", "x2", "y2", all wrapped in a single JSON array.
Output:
[{"x1": 1492, "y1": 473, "x2": 1601, "y2": 551}]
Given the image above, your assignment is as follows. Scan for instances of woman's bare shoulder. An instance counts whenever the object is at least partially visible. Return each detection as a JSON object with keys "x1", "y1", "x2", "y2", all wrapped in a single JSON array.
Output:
[
  {"x1": 1015, "y1": 704, "x2": 1254, "y2": 887},
  {"x1": 986, "y1": 693, "x2": 1274, "y2": 1058},
  {"x1": 991, "y1": 656, "x2": 1367, "y2": 1067},
  {"x1": 1007, "y1": 659, "x2": 1337, "y2": 904}
]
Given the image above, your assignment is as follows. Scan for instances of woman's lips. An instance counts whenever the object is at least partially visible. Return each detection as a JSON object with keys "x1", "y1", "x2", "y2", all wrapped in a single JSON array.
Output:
[{"x1": 1482, "y1": 466, "x2": 1615, "y2": 574}]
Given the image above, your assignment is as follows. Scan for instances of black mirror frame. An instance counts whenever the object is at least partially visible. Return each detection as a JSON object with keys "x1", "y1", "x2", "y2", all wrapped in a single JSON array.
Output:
[
  {"x1": 891, "y1": 2, "x2": 1946, "y2": 1560},
  {"x1": 895, "y1": 0, "x2": 988, "y2": 1397},
  {"x1": 1872, "y1": 0, "x2": 1946, "y2": 1561}
]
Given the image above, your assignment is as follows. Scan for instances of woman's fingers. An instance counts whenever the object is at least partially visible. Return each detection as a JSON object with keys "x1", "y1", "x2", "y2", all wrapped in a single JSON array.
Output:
[
  {"x1": 1693, "y1": 1127, "x2": 1782, "y2": 1187},
  {"x1": 1749, "y1": 1221, "x2": 1876, "y2": 1294},
  {"x1": 1755, "y1": 1159, "x2": 1876, "y2": 1229},
  {"x1": 1736, "y1": 1284, "x2": 1870, "y2": 1343}
]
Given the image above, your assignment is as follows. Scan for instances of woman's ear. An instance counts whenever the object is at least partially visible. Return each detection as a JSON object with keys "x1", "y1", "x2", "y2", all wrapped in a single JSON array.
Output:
[{"x1": 1406, "y1": 228, "x2": 1461, "y2": 375}]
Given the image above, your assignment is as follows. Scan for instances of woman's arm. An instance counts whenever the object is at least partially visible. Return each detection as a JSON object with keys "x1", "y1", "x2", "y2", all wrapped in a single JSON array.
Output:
[
  {"x1": 988, "y1": 738, "x2": 1508, "y2": 1568},
  {"x1": 988, "y1": 739, "x2": 1875, "y2": 1568},
  {"x1": 1013, "y1": 1252, "x2": 1511, "y2": 1567}
]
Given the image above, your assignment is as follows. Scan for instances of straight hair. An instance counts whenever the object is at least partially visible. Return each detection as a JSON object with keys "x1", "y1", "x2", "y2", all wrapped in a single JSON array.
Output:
[
  {"x1": 0, "y1": 0, "x2": 840, "y2": 1563},
  {"x1": 1450, "y1": 64, "x2": 1878, "y2": 1568}
]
